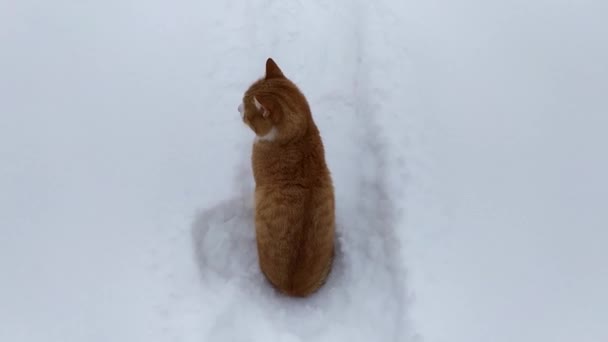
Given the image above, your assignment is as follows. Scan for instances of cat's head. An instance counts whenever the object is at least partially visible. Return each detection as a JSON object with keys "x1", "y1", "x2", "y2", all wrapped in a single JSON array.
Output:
[{"x1": 239, "y1": 58, "x2": 310, "y2": 143}]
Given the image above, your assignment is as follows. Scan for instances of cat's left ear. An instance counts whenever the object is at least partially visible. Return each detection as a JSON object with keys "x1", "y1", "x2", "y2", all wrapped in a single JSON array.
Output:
[
  {"x1": 265, "y1": 58, "x2": 285, "y2": 79},
  {"x1": 254, "y1": 95, "x2": 276, "y2": 119}
]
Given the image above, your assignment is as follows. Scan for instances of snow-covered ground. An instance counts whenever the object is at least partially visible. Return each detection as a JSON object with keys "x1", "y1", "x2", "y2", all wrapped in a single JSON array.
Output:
[{"x1": 1, "y1": 1, "x2": 607, "y2": 341}]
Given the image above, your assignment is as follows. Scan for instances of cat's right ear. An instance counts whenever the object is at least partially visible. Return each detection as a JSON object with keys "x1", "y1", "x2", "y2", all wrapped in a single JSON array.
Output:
[
  {"x1": 254, "y1": 95, "x2": 276, "y2": 120},
  {"x1": 265, "y1": 58, "x2": 285, "y2": 79}
]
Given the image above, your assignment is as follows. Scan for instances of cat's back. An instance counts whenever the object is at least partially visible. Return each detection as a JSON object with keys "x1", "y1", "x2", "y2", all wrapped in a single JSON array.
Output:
[{"x1": 253, "y1": 129, "x2": 335, "y2": 297}]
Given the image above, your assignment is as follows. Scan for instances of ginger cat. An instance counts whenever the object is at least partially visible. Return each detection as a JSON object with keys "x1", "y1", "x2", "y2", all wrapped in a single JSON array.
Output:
[{"x1": 238, "y1": 58, "x2": 335, "y2": 297}]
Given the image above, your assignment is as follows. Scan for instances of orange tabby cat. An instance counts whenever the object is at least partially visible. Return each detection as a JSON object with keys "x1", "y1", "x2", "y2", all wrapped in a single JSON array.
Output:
[{"x1": 238, "y1": 58, "x2": 335, "y2": 297}]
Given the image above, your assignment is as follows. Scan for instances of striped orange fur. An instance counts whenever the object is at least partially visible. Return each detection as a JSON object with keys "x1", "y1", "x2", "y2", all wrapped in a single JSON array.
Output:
[{"x1": 239, "y1": 58, "x2": 335, "y2": 297}]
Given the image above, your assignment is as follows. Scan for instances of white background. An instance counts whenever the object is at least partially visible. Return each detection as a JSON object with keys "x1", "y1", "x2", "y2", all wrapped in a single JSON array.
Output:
[{"x1": 1, "y1": 1, "x2": 607, "y2": 341}]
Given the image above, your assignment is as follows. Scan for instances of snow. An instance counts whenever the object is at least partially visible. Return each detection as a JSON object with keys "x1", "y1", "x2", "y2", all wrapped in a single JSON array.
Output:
[{"x1": 1, "y1": 1, "x2": 607, "y2": 342}]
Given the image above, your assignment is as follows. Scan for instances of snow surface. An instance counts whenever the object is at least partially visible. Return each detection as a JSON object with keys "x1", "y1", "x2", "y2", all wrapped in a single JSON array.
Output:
[{"x1": 1, "y1": 1, "x2": 607, "y2": 342}]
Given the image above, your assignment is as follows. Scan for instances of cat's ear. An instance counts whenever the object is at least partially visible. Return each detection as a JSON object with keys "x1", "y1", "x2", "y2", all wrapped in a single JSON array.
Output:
[
  {"x1": 254, "y1": 95, "x2": 275, "y2": 119},
  {"x1": 265, "y1": 58, "x2": 285, "y2": 79}
]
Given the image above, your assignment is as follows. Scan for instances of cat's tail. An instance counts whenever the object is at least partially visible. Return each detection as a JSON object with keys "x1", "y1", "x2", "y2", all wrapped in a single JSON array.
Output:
[{"x1": 284, "y1": 245, "x2": 335, "y2": 297}]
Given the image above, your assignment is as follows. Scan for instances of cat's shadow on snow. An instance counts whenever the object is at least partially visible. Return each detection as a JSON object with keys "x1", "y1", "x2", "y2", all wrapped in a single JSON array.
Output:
[{"x1": 191, "y1": 195, "x2": 345, "y2": 302}]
